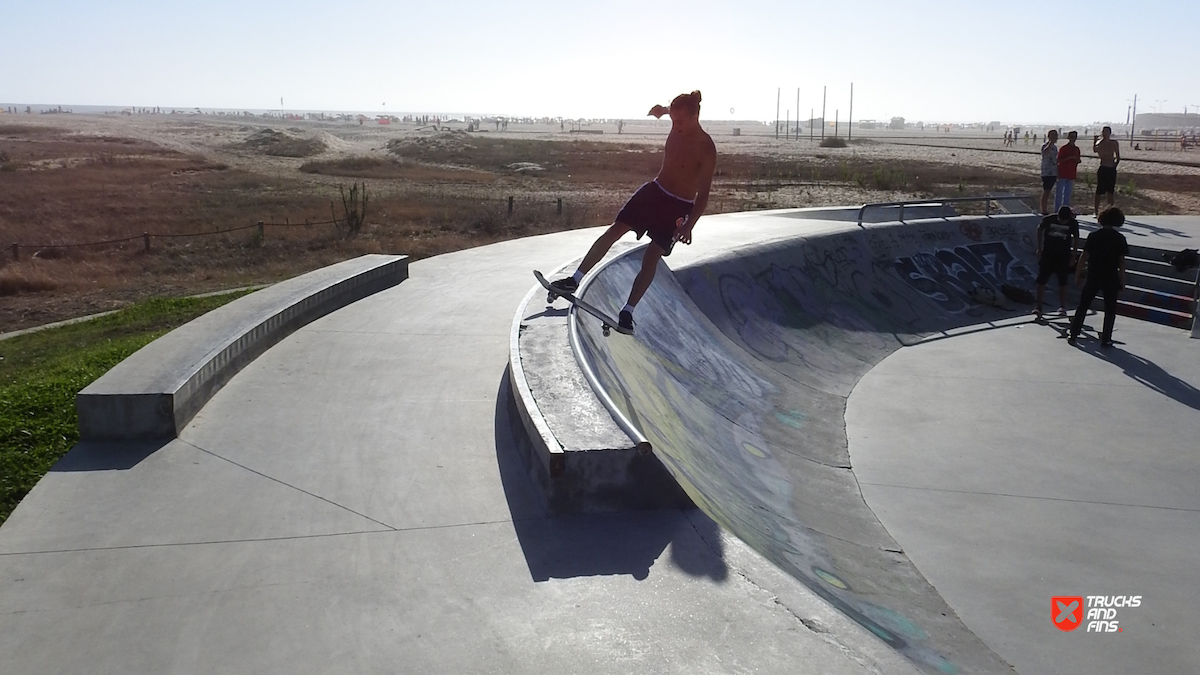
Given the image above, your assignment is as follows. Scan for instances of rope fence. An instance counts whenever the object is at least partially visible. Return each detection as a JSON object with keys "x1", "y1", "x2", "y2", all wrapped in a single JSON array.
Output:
[
  {"x1": 8, "y1": 194, "x2": 572, "y2": 261},
  {"x1": 9, "y1": 217, "x2": 343, "y2": 261}
]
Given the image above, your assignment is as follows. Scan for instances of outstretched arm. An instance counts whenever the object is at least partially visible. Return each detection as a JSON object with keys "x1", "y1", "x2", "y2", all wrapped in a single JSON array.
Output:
[{"x1": 648, "y1": 104, "x2": 670, "y2": 118}]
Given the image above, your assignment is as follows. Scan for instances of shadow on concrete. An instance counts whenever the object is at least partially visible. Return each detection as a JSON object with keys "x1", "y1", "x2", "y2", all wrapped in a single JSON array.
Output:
[
  {"x1": 1081, "y1": 343, "x2": 1200, "y2": 412},
  {"x1": 1119, "y1": 218, "x2": 1190, "y2": 241},
  {"x1": 50, "y1": 439, "x2": 169, "y2": 472},
  {"x1": 523, "y1": 306, "x2": 569, "y2": 321},
  {"x1": 493, "y1": 369, "x2": 726, "y2": 583}
]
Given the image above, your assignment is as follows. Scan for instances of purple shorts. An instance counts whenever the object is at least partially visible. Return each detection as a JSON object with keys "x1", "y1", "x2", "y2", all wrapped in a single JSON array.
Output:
[{"x1": 616, "y1": 181, "x2": 694, "y2": 256}]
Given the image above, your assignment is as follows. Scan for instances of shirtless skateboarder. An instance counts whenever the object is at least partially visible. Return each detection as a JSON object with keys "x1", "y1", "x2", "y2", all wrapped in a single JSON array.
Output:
[
  {"x1": 1093, "y1": 126, "x2": 1121, "y2": 214},
  {"x1": 548, "y1": 90, "x2": 717, "y2": 332}
]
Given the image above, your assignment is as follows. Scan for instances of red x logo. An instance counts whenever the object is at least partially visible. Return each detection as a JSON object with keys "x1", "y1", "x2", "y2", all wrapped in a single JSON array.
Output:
[{"x1": 1053, "y1": 596, "x2": 1084, "y2": 631}]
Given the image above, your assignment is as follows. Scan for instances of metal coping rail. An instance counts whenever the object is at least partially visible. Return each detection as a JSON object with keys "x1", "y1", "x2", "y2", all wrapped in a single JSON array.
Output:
[
  {"x1": 856, "y1": 194, "x2": 1039, "y2": 227},
  {"x1": 567, "y1": 245, "x2": 653, "y2": 453}
]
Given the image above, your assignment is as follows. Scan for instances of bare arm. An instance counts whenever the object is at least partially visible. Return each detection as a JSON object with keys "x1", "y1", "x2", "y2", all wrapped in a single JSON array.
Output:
[
  {"x1": 1114, "y1": 142, "x2": 1121, "y2": 166},
  {"x1": 1075, "y1": 251, "x2": 1089, "y2": 287},
  {"x1": 648, "y1": 105, "x2": 669, "y2": 119},
  {"x1": 675, "y1": 147, "x2": 717, "y2": 245}
]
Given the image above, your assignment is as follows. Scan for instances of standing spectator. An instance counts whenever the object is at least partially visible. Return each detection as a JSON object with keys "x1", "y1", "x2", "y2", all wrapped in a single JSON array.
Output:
[
  {"x1": 1068, "y1": 207, "x2": 1128, "y2": 347},
  {"x1": 1040, "y1": 129, "x2": 1059, "y2": 215},
  {"x1": 1056, "y1": 131, "x2": 1082, "y2": 211},
  {"x1": 1035, "y1": 206, "x2": 1080, "y2": 318},
  {"x1": 1093, "y1": 126, "x2": 1121, "y2": 214}
]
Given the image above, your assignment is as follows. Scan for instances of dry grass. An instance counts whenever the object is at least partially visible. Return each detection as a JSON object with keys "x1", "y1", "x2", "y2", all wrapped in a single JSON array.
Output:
[
  {"x1": 0, "y1": 264, "x2": 60, "y2": 296},
  {"x1": 0, "y1": 119, "x2": 1194, "y2": 332},
  {"x1": 300, "y1": 155, "x2": 498, "y2": 182},
  {"x1": 241, "y1": 128, "x2": 325, "y2": 157}
]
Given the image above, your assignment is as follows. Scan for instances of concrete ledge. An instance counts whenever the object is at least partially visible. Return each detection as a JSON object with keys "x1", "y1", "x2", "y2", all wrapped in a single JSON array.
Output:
[
  {"x1": 508, "y1": 260, "x2": 691, "y2": 514},
  {"x1": 77, "y1": 254, "x2": 408, "y2": 441}
]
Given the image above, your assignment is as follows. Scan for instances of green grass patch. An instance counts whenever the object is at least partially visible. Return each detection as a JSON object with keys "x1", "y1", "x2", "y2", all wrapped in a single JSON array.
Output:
[{"x1": 0, "y1": 290, "x2": 254, "y2": 526}]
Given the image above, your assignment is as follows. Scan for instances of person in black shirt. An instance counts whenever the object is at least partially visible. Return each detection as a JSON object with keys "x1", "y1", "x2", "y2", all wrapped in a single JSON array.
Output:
[
  {"x1": 1068, "y1": 207, "x2": 1129, "y2": 347},
  {"x1": 1035, "y1": 206, "x2": 1080, "y2": 318}
]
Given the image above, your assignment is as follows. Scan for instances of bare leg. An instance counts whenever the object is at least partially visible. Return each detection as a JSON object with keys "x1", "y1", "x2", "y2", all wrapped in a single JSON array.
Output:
[
  {"x1": 1035, "y1": 284, "x2": 1045, "y2": 315},
  {"x1": 576, "y1": 223, "x2": 631, "y2": 276},
  {"x1": 1058, "y1": 283, "x2": 1068, "y2": 312},
  {"x1": 627, "y1": 243, "x2": 667, "y2": 308},
  {"x1": 1040, "y1": 188, "x2": 1051, "y2": 215}
]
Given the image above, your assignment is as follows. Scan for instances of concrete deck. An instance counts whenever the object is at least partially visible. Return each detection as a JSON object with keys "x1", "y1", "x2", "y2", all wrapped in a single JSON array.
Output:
[
  {"x1": 850, "y1": 316, "x2": 1200, "y2": 674},
  {"x1": 3, "y1": 211, "x2": 1197, "y2": 674},
  {"x1": 0, "y1": 228, "x2": 922, "y2": 675}
]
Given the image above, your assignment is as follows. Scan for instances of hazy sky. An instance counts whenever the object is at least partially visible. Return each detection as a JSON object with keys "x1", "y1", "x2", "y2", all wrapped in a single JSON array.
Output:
[{"x1": 4, "y1": 0, "x2": 1197, "y2": 125}]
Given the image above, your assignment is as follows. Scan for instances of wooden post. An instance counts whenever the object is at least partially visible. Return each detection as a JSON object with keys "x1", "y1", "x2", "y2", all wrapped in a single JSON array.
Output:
[
  {"x1": 143, "y1": 233, "x2": 150, "y2": 252},
  {"x1": 11, "y1": 243, "x2": 17, "y2": 261},
  {"x1": 775, "y1": 88, "x2": 780, "y2": 139},
  {"x1": 507, "y1": 196, "x2": 514, "y2": 217},
  {"x1": 557, "y1": 198, "x2": 563, "y2": 216}
]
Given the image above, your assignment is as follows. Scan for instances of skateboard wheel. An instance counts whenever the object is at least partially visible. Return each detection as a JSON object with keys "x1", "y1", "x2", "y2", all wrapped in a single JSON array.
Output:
[{"x1": 602, "y1": 325, "x2": 611, "y2": 337}]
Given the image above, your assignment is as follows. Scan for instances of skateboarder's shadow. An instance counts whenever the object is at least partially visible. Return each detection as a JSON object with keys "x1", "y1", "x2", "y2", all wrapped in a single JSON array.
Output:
[
  {"x1": 524, "y1": 307, "x2": 569, "y2": 321},
  {"x1": 495, "y1": 370, "x2": 727, "y2": 583},
  {"x1": 1078, "y1": 343, "x2": 1200, "y2": 412}
]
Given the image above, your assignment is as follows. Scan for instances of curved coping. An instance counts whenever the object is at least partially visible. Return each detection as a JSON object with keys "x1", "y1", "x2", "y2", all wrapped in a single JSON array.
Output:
[{"x1": 569, "y1": 244, "x2": 652, "y2": 453}]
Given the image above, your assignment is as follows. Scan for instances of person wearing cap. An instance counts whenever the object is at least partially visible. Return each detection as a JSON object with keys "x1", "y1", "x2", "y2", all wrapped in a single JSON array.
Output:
[{"x1": 1035, "y1": 206, "x2": 1080, "y2": 318}]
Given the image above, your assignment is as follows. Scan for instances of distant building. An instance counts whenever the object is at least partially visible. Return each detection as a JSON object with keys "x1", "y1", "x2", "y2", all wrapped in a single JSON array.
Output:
[
  {"x1": 889, "y1": 117, "x2": 906, "y2": 130},
  {"x1": 1135, "y1": 112, "x2": 1199, "y2": 131}
]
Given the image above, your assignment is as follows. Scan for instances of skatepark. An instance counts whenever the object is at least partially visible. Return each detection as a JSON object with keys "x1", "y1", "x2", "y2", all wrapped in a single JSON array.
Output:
[{"x1": 2, "y1": 203, "x2": 1199, "y2": 674}]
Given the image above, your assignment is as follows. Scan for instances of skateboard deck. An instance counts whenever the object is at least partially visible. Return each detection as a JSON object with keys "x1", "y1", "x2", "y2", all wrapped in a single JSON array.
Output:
[{"x1": 533, "y1": 270, "x2": 633, "y2": 336}]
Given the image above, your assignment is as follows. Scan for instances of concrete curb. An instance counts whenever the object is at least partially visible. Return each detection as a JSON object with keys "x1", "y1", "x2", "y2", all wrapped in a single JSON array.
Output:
[
  {"x1": 508, "y1": 257, "x2": 691, "y2": 513},
  {"x1": 76, "y1": 254, "x2": 408, "y2": 441},
  {"x1": 508, "y1": 273, "x2": 568, "y2": 488}
]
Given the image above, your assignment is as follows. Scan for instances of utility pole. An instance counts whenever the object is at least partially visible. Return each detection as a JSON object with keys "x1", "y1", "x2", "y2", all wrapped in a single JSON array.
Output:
[
  {"x1": 848, "y1": 82, "x2": 854, "y2": 142},
  {"x1": 776, "y1": 88, "x2": 781, "y2": 139},
  {"x1": 1130, "y1": 94, "x2": 1138, "y2": 141},
  {"x1": 821, "y1": 86, "x2": 827, "y2": 141},
  {"x1": 786, "y1": 110, "x2": 790, "y2": 140},
  {"x1": 796, "y1": 88, "x2": 800, "y2": 141},
  {"x1": 810, "y1": 108, "x2": 814, "y2": 142}
]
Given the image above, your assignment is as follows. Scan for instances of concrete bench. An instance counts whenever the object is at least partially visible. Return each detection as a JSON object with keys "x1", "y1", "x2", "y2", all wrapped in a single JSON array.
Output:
[{"x1": 77, "y1": 254, "x2": 408, "y2": 441}]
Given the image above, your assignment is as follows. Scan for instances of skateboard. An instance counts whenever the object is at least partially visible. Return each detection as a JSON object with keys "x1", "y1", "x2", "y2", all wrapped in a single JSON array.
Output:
[{"x1": 533, "y1": 270, "x2": 633, "y2": 336}]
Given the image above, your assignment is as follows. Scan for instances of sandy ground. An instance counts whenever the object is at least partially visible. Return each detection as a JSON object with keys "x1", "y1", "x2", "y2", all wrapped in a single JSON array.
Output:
[{"x1": 1, "y1": 111, "x2": 1198, "y2": 331}]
